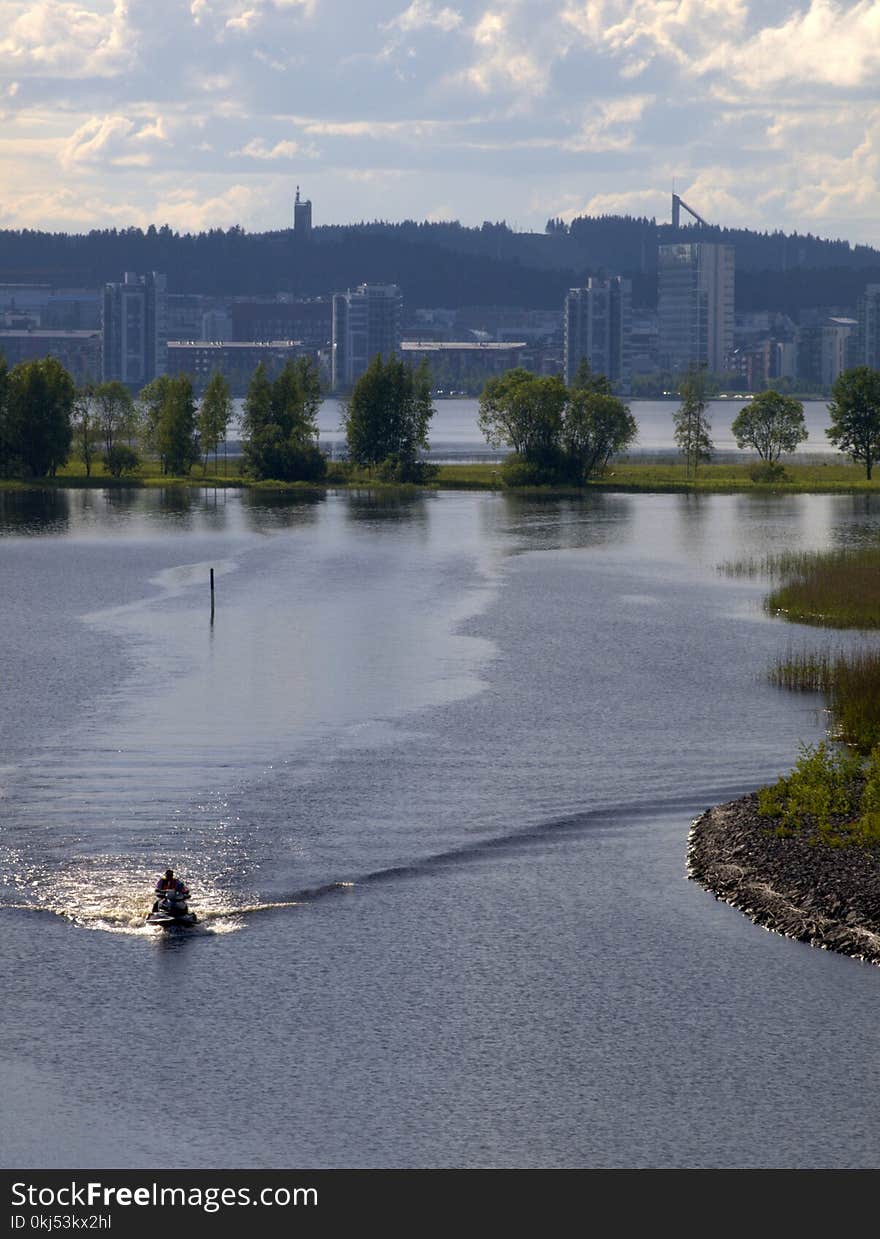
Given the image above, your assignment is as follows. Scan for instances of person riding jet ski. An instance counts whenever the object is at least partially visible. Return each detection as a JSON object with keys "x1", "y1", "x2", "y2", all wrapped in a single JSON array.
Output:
[{"x1": 147, "y1": 868, "x2": 196, "y2": 926}]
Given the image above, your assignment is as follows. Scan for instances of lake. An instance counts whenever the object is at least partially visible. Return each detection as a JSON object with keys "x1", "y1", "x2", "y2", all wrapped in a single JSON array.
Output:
[
  {"x1": 2, "y1": 485, "x2": 880, "y2": 1168},
  {"x1": 229, "y1": 397, "x2": 839, "y2": 460}
]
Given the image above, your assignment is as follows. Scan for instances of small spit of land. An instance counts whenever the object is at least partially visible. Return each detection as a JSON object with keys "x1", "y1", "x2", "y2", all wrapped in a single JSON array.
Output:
[
  {"x1": 689, "y1": 794, "x2": 880, "y2": 965},
  {"x1": 694, "y1": 541, "x2": 880, "y2": 965},
  {"x1": 5, "y1": 457, "x2": 880, "y2": 494}
]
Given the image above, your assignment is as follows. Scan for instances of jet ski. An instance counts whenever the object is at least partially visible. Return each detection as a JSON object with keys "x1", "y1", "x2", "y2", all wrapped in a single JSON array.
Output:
[{"x1": 146, "y1": 887, "x2": 197, "y2": 929}]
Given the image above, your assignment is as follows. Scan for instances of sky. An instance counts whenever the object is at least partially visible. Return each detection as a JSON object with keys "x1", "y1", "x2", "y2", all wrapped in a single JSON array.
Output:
[{"x1": 1, "y1": 0, "x2": 879, "y2": 245}]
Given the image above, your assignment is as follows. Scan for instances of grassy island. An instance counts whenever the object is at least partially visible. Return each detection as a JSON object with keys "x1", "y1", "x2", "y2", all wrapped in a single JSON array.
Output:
[{"x1": 5, "y1": 456, "x2": 880, "y2": 496}]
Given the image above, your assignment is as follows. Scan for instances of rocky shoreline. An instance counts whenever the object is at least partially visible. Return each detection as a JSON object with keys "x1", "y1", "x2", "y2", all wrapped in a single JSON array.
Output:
[{"x1": 688, "y1": 792, "x2": 880, "y2": 965}]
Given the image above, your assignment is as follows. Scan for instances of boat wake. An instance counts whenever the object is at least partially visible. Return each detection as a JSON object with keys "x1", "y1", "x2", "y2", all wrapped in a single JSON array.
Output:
[{"x1": 1, "y1": 784, "x2": 749, "y2": 938}]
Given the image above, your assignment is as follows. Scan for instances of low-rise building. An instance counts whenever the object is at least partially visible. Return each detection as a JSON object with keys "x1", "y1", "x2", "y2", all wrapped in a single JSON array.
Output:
[
  {"x1": 166, "y1": 339, "x2": 306, "y2": 393},
  {"x1": 399, "y1": 340, "x2": 527, "y2": 387},
  {"x1": 0, "y1": 328, "x2": 101, "y2": 385}
]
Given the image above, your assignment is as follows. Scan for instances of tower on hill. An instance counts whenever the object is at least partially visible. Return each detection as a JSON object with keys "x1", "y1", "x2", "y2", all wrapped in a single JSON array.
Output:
[{"x1": 294, "y1": 187, "x2": 312, "y2": 237}]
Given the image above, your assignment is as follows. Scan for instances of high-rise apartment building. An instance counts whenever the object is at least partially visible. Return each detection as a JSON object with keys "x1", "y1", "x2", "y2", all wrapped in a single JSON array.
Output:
[
  {"x1": 657, "y1": 243, "x2": 734, "y2": 375},
  {"x1": 563, "y1": 277, "x2": 631, "y2": 389},
  {"x1": 796, "y1": 317, "x2": 858, "y2": 389},
  {"x1": 102, "y1": 271, "x2": 167, "y2": 386},
  {"x1": 858, "y1": 284, "x2": 880, "y2": 368},
  {"x1": 331, "y1": 283, "x2": 403, "y2": 390}
]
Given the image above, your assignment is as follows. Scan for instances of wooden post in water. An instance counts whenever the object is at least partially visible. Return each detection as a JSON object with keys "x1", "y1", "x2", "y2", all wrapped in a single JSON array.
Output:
[{"x1": 210, "y1": 568, "x2": 215, "y2": 623}]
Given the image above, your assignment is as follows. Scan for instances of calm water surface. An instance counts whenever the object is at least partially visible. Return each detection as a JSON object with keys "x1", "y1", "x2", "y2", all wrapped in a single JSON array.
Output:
[
  {"x1": 308, "y1": 397, "x2": 837, "y2": 458},
  {"x1": 2, "y1": 485, "x2": 880, "y2": 1168}
]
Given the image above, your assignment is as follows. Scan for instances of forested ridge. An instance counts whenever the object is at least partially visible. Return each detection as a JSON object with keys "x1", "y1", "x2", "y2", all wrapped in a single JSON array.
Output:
[{"x1": 0, "y1": 214, "x2": 877, "y2": 313}]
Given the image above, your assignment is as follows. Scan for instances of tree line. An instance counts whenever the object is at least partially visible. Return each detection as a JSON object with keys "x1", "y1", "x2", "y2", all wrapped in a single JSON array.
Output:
[
  {"x1": 2, "y1": 217, "x2": 878, "y2": 314},
  {"x1": 0, "y1": 349, "x2": 438, "y2": 484},
  {"x1": 5, "y1": 348, "x2": 880, "y2": 486},
  {"x1": 478, "y1": 361, "x2": 880, "y2": 483},
  {"x1": 0, "y1": 354, "x2": 235, "y2": 480}
]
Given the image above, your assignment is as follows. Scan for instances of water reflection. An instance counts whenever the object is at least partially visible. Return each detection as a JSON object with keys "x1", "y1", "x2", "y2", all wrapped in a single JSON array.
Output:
[
  {"x1": 345, "y1": 488, "x2": 431, "y2": 526},
  {"x1": 102, "y1": 487, "x2": 140, "y2": 513},
  {"x1": 156, "y1": 487, "x2": 195, "y2": 520},
  {"x1": 0, "y1": 488, "x2": 70, "y2": 535},
  {"x1": 241, "y1": 489, "x2": 324, "y2": 532},
  {"x1": 673, "y1": 492, "x2": 712, "y2": 560},
  {"x1": 499, "y1": 492, "x2": 635, "y2": 553}
]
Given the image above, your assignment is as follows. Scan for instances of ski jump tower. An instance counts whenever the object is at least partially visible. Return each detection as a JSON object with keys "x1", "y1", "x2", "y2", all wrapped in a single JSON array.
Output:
[{"x1": 671, "y1": 192, "x2": 709, "y2": 230}]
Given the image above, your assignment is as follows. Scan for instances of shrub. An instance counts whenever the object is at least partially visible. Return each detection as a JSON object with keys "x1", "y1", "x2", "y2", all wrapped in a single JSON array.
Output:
[
  {"x1": 103, "y1": 445, "x2": 140, "y2": 477},
  {"x1": 375, "y1": 454, "x2": 438, "y2": 483},
  {"x1": 757, "y1": 741, "x2": 863, "y2": 832},
  {"x1": 749, "y1": 461, "x2": 789, "y2": 483},
  {"x1": 501, "y1": 449, "x2": 570, "y2": 487}
]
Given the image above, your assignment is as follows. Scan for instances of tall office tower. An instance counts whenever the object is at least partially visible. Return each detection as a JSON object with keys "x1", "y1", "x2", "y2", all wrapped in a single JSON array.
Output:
[
  {"x1": 657, "y1": 242, "x2": 735, "y2": 375},
  {"x1": 294, "y1": 186, "x2": 312, "y2": 237},
  {"x1": 331, "y1": 283, "x2": 403, "y2": 390},
  {"x1": 563, "y1": 276, "x2": 632, "y2": 389},
  {"x1": 858, "y1": 284, "x2": 880, "y2": 368},
  {"x1": 102, "y1": 271, "x2": 168, "y2": 386}
]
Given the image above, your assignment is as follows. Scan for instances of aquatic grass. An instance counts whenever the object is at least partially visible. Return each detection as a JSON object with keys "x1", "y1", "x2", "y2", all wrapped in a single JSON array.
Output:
[
  {"x1": 717, "y1": 548, "x2": 868, "y2": 580},
  {"x1": 769, "y1": 646, "x2": 880, "y2": 753},
  {"x1": 763, "y1": 546, "x2": 880, "y2": 628}
]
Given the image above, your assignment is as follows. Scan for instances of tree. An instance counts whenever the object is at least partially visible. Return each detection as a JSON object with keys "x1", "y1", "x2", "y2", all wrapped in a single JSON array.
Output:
[
  {"x1": 2, "y1": 356, "x2": 74, "y2": 477},
  {"x1": 570, "y1": 357, "x2": 613, "y2": 396},
  {"x1": 478, "y1": 369, "x2": 567, "y2": 459},
  {"x1": 344, "y1": 354, "x2": 434, "y2": 479},
  {"x1": 94, "y1": 380, "x2": 136, "y2": 456},
  {"x1": 826, "y1": 367, "x2": 880, "y2": 479},
  {"x1": 242, "y1": 358, "x2": 326, "y2": 481},
  {"x1": 138, "y1": 376, "x2": 171, "y2": 471},
  {"x1": 71, "y1": 384, "x2": 99, "y2": 476},
  {"x1": 0, "y1": 352, "x2": 10, "y2": 475},
  {"x1": 156, "y1": 375, "x2": 199, "y2": 476},
  {"x1": 731, "y1": 390, "x2": 807, "y2": 462},
  {"x1": 673, "y1": 367, "x2": 713, "y2": 478},
  {"x1": 563, "y1": 390, "x2": 637, "y2": 482},
  {"x1": 198, "y1": 371, "x2": 233, "y2": 474}
]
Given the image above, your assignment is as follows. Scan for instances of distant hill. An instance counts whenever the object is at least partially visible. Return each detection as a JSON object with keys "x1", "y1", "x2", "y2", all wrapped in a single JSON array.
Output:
[{"x1": 0, "y1": 215, "x2": 877, "y2": 314}]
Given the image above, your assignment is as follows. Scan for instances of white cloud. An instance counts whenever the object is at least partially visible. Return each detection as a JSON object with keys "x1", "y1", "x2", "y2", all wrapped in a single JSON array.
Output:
[
  {"x1": 235, "y1": 137, "x2": 314, "y2": 158},
  {"x1": 216, "y1": 0, "x2": 316, "y2": 35},
  {"x1": 60, "y1": 114, "x2": 133, "y2": 168},
  {"x1": 561, "y1": 0, "x2": 748, "y2": 72},
  {"x1": 384, "y1": 1, "x2": 464, "y2": 34},
  {"x1": 573, "y1": 187, "x2": 666, "y2": 220},
  {"x1": 157, "y1": 183, "x2": 259, "y2": 230},
  {"x1": 700, "y1": 0, "x2": 880, "y2": 89},
  {"x1": 59, "y1": 113, "x2": 170, "y2": 170},
  {"x1": 463, "y1": 5, "x2": 552, "y2": 97},
  {"x1": 563, "y1": 94, "x2": 653, "y2": 152},
  {"x1": 0, "y1": 0, "x2": 133, "y2": 78},
  {"x1": 563, "y1": 0, "x2": 880, "y2": 90}
]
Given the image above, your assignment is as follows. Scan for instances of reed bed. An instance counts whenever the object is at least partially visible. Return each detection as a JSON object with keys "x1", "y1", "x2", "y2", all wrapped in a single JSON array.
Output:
[
  {"x1": 763, "y1": 547, "x2": 880, "y2": 628},
  {"x1": 718, "y1": 547, "x2": 872, "y2": 579},
  {"x1": 770, "y1": 645, "x2": 880, "y2": 753}
]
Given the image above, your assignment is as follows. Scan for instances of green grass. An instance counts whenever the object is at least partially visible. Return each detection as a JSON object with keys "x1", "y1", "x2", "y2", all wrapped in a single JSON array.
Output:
[{"x1": 4, "y1": 456, "x2": 880, "y2": 494}]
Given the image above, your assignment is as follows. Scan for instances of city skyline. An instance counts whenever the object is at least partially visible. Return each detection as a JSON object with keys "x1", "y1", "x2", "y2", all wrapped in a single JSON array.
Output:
[{"x1": 0, "y1": 2, "x2": 879, "y2": 245}]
